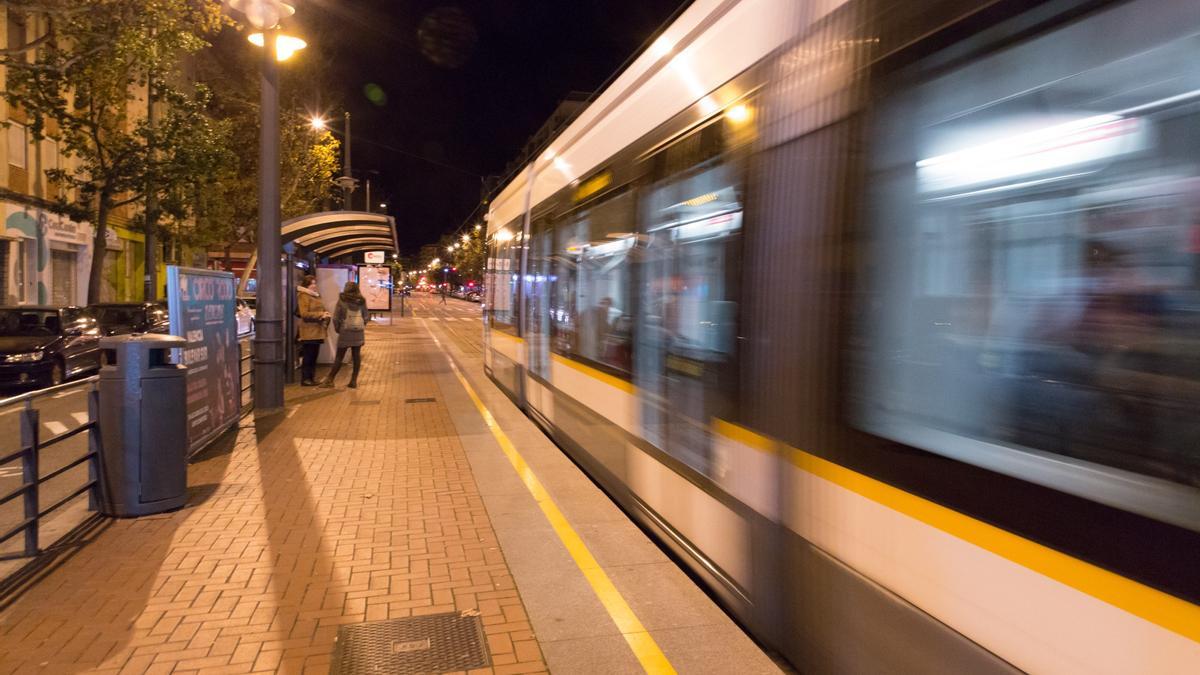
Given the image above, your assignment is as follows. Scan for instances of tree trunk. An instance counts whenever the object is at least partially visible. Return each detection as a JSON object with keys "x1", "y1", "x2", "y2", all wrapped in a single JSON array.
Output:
[{"x1": 87, "y1": 195, "x2": 110, "y2": 305}]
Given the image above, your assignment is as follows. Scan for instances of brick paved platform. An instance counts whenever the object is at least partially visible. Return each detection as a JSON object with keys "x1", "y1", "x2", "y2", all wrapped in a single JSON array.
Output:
[
  {"x1": 0, "y1": 300, "x2": 779, "y2": 674},
  {"x1": 0, "y1": 315, "x2": 546, "y2": 674}
]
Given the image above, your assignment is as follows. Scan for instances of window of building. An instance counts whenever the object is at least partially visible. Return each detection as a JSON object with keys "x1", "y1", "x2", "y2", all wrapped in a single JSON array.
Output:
[{"x1": 7, "y1": 122, "x2": 27, "y2": 169}]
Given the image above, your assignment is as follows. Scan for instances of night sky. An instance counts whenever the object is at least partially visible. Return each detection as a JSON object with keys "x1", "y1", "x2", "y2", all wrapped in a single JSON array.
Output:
[{"x1": 292, "y1": 0, "x2": 686, "y2": 254}]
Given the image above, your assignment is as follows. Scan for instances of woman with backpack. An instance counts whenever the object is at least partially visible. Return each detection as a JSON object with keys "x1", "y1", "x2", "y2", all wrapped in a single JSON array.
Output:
[{"x1": 321, "y1": 281, "x2": 371, "y2": 388}]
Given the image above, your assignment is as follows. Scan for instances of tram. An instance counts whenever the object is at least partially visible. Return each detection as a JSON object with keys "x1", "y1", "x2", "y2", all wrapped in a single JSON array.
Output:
[{"x1": 483, "y1": 0, "x2": 1200, "y2": 671}]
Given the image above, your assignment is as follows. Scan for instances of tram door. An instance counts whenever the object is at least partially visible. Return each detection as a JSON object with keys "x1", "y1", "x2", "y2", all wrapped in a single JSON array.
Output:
[
  {"x1": 524, "y1": 217, "x2": 552, "y2": 382},
  {"x1": 637, "y1": 212, "x2": 741, "y2": 476}
]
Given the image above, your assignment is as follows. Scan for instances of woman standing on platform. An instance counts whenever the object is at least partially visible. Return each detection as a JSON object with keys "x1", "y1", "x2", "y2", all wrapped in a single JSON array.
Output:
[
  {"x1": 296, "y1": 275, "x2": 329, "y2": 386},
  {"x1": 321, "y1": 281, "x2": 370, "y2": 389}
]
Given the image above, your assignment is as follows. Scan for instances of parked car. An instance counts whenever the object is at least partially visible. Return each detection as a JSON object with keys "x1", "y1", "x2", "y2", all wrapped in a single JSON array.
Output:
[
  {"x1": 0, "y1": 306, "x2": 102, "y2": 390},
  {"x1": 89, "y1": 302, "x2": 170, "y2": 336},
  {"x1": 235, "y1": 298, "x2": 255, "y2": 335}
]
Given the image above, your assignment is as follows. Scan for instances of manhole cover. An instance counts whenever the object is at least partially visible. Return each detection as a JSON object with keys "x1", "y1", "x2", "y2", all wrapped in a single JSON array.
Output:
[
  {"x1": 349, "y1": 400, "x2": 382, "y2": 406},
  {"x1": 330, "y1": 612, "x2": 490, "y2": 674},
  {"x1": 405, "y1": 397, "x2": 436, "y2": 404}
]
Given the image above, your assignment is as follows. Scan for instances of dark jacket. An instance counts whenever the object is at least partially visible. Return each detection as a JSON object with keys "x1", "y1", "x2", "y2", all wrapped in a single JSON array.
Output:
[{"x1": 333, "y1": 294, "x2": 369, "y2": 348}]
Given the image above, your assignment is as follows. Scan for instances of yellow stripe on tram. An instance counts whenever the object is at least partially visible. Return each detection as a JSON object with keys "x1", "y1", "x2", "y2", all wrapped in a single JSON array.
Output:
[
  {"x1": 712, "y1": 418, "x2": 1200, "y2": 645},
  {"x1": 424, "y1": 320, "x2": 676, "y2": 674}
]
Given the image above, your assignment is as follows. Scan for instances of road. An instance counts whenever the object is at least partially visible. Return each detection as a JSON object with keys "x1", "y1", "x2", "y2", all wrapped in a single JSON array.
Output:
[
  {"x1": 0, "y1": 380, "x2": 95, "y2": 559},
  {"x1": 402, "y1": 293, "x2": 485, "y2": 354}
]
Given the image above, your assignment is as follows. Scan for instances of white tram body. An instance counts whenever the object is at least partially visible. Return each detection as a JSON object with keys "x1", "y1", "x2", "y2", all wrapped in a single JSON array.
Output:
[{"x1": 483, "y1": 0, "x2": 1200, "y2": 671}]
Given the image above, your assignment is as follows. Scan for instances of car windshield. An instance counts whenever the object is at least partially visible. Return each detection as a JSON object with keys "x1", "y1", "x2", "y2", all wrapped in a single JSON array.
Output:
[
  {"x1": 0, "y1": 310, "x2": 60, "y2": 336},
  {"x1": 94, "y1": 306, "x2": 144, "y2": 326}
]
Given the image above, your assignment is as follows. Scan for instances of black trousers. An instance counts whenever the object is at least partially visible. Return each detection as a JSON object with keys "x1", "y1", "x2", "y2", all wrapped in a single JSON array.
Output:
[
  {"x1": 300, "y1": 341, "x2": 322, "y2": 382},
  {"x1": 327, "y1": 346, "x2": 362, "y2": 383}
]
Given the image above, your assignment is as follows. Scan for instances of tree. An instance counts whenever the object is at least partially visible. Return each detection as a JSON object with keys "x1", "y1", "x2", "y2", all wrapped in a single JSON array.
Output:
[
  {"x1": 188, "y1": 28, "x2": 341, "y2": 264},
  {"x1": 2, "y1": 0, "x2": 227, "y2": 302}
]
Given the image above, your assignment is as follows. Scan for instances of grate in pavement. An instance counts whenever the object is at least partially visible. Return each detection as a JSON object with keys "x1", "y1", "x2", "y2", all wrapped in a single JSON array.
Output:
[
  {"x1": 405, "y1": 397, "x2": 436, "y2": 403},
  {"x1": 330, "y1": 612, "x2": 490, "y2": 675},
  {"x1": 349, "y1": 400, "x2": 381, "y2": 406}
]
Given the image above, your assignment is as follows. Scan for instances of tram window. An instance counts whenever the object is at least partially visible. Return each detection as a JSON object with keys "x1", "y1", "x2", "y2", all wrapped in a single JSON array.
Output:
[
  {"x1": 855, "y1": 0, "x2": 1200, "y2": 488},
  {"x1": 551, "y1": 191, "x2": 635, "y2": 375},
  {"x1": 487, "y1": 221, "x2": 521, "y2": 335}
]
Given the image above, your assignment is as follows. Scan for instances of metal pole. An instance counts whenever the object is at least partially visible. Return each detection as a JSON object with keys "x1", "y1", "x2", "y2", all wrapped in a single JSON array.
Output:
[
  {"x1": 20, "y1": 403, "x2": 39, "y2": 556},
  {"x1": 284, "y1": 253, "x2": 296, "y2": 384},
  {"x1": 144, "y1": 71, "x2": 159, "y2": 301},
  {"x1": 254, "y1": 29, "x2": 284, "y2": 410},
  {"x1": 365, "y1": 180, "x2": 371, "y2": 214},
  {"x1": 342, "y1": 111, "x2": 352, "y2": 210}
]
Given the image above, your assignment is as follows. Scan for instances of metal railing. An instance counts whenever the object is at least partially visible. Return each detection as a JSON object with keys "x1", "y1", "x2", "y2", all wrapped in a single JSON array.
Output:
[
  {"x1": 0, "y1": 378, "x2": 103, "y2": 560},
  {"x1": 239, "y1": 333, "x2": 255, "y2": 413}
]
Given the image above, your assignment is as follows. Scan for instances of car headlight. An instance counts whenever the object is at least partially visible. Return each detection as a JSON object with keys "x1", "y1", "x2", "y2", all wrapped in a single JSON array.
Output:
[{"x1": 6, "y1": 351, "x2": 43, "y2": 363}]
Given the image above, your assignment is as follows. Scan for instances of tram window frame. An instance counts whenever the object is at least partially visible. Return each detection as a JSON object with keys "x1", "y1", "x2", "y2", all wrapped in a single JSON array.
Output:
[
  {"x1": 852, "y1": 0, "x2": 1200, "y2": 529},
  {"x1": 524, "y1": 213, "x2": 554, "y2": 378},
  {"x1": 549, "y1": 188, "x2": 637, "y2": 378},
  {"x1": 486, "y1": 218, "x2": 523, "y2": 336}
]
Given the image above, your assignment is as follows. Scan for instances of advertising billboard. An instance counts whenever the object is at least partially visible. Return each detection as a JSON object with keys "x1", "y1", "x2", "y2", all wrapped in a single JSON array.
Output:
[
  {"x1": 166, "y1": 266, "x2": 240, "y2": 455},
  {"x1": 358, "y1": 265, "x2": 392, "y2": 311},
  {"x1": 363, "y1": 250, "x2": 386, "y2": 264}
]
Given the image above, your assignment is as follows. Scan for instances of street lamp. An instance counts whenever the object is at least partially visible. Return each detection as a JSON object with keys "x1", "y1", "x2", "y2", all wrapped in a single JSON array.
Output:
[
  {"x1": 247, "y1": 32, "x2": 307, "y2": 61},
  {"x1": 310, "y1": 115, "x2": 326, "y2": 130},
  {"x1": 461, "y1": 234, "x2": 470, "y2": 244},
  {"x1": 226, "y1": 0, "x2": 299, "y2": 410}
]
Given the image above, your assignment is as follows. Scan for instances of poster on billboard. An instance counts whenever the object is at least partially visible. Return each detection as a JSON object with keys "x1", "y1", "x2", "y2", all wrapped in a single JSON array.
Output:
[
  {"x1": 363, "y1": 251, "x2": 385, "y2": 264},
  {"x1": 358, "y1": 265, "x2": 392, "y2": 311},
  {"x1": 166, "y1": 266, "x2": 240, "y2": 455}
]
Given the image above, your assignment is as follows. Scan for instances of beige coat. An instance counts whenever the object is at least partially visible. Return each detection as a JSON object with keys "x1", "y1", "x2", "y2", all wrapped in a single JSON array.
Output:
[{"x1": 297, "y1": 286, "x2": 327, "y2": 341}]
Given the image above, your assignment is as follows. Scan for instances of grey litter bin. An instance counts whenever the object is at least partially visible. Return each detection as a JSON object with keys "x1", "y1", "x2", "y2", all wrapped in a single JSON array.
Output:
[{"x1": 97, "y1": 333, "x2": 188, "y2": 517}]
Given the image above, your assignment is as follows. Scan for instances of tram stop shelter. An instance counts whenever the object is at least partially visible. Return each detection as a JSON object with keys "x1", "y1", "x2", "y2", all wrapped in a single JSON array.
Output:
[{"x1": 265, "y1": 210, "x2": 399, "y2": 381}]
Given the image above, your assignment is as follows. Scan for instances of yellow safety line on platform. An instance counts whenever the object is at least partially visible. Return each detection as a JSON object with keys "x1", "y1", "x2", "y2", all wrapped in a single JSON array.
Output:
[{"x1": 424, "y1": 320, "x2": 676, "y2": 675}]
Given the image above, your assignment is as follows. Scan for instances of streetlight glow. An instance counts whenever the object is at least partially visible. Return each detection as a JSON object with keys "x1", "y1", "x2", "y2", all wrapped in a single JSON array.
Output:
[
  {"x1": 248, "y1": 32, "x2": 307, "y2": 61},
  {"x1": 310, "y1": 116, "x2": 326, "y2": 130},
  {"x1": 461, "y1": 234, "x2": 470, "y2": 244}
]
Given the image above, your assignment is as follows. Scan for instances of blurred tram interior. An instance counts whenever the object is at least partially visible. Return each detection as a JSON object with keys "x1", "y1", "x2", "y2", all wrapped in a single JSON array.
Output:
[{"x1": 482, "y1": 0, "x2": 1200, "y2": 671}]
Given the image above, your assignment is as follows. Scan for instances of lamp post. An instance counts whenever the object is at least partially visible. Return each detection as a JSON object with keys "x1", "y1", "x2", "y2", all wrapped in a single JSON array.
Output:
[
  {"x1": 227, "y1": 0, "x2": 302, "y2": 411},
  {"x1": 333, "y1": 112, "x2": 358, "y2": 209}
]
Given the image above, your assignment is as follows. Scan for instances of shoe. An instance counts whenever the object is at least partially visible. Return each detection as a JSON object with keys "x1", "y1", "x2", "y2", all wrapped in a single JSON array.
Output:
[
  {"x1": 347, "y1": 380, "x2": 358, "y2": 389},
  {"x1": 319, "y1": 379, "x2": 334, "y2": 388},
  {"x1": 301, "y1": 379, "x2": 315, "y2": 387}
]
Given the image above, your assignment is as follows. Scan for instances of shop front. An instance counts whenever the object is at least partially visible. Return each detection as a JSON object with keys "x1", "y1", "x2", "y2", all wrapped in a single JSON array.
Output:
[
  {"x1": 3, "y1": 203, "x2": 94, "y2": 306},
  {"x1": 102, "y1": 225, "x2": 145, "y2": 302}
]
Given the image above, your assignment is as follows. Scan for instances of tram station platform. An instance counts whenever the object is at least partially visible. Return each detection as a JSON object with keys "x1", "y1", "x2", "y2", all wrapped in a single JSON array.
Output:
[{"x1": 0, "y1": 297, "x2": 778, "y2": 674}]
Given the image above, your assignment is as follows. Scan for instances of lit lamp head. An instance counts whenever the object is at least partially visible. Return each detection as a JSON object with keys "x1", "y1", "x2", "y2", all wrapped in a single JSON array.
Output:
[
  {"x1": 227, "y1": 0, "x2": 295, "y2": 30},
  {"x1": 248, "y1": 32, "x2": 307, "y2": 62}
]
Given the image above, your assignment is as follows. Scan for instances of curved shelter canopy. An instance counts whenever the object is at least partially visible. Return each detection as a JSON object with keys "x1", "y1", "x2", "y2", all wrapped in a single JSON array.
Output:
[{"x1": 281, "y1": 211, "x2": 398, "y2": 260}]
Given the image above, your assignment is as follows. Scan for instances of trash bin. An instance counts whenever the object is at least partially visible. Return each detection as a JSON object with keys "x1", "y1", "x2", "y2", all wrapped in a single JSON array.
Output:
[{"x1": 97, "y1": 333, "x2": 188, "y2": 517}]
